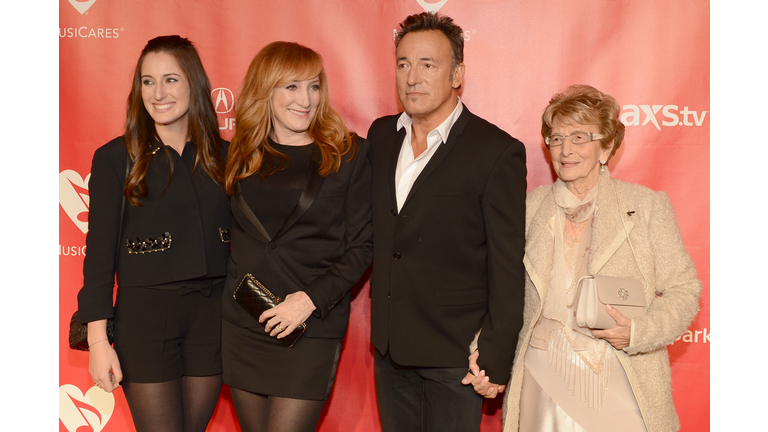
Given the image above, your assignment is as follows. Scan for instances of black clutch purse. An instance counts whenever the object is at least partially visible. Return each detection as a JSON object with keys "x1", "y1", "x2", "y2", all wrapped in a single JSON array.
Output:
[
  {"x1": 69, "y1": 312, "x2": 115, "y2": 351},
  {"x1": 233, "y1": 274, "x2": 307, "y2": 348}
]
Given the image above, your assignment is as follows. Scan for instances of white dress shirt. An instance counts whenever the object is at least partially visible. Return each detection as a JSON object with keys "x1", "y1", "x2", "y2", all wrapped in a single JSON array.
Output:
[{"x1": 394, "y1": 97, "x2": 463, "y2": 211}]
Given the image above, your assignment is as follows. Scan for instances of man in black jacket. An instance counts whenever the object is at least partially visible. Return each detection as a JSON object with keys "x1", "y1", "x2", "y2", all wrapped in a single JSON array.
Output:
[{"x1": 367, "y1": 11, "x2": 527, "y2": 431}]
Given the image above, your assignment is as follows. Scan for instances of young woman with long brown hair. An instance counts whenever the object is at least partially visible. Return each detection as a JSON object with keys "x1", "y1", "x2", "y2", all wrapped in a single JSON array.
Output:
[{"x1": 76, "y1": 35, "x2": 231, "y2": 432}]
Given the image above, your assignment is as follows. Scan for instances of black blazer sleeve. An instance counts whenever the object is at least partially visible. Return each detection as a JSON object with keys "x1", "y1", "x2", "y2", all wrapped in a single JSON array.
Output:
[
  {"x1": 77, "y1": 139, "x2": 128, "y2": 323},
  {"x1": 476, "y1": 140, "x2": 527, "y2": 382},
  {"x1": 303, "y1": 139, "x2": 373, "y2": 319}
]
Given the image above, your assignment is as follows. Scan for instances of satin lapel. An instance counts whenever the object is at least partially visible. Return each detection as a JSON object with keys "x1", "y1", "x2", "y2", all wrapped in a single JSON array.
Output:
[
  {"x1": 524, "y1": 189, "x2": 557, "y2": 302},
  {"x1": 388, "y1": 127, "x2": 406, "y2": 212},
  {"x1": 589, "y1": 175, "x2": 635, "y2": 274},
  {"x1": 401, "y1": 106, "x2": 471, "y2": 209},
  {"x1": 232, "y1": 182, "x2": 271, "y2": 242},
  {"x1": 273, "y1": 145, "x2": 326, "y2": 240}
]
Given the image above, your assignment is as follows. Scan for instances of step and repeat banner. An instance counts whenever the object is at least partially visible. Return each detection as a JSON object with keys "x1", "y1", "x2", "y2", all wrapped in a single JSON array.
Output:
[{"x1": 59, "y1": 1, "x2": 709, "y2": 430}]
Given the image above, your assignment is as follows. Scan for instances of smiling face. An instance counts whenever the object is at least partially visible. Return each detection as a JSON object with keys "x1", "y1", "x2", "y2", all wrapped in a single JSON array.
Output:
[
  {"x1": 140, "y1": 52, "x2": 191, "y2": 132},
  {"x1": 269, "y1": 76, "x2": 321, "y2": 145},
  {"x1": 395, "y1": 30, "x2": 464, "y2": 125},
  {"x1": 548, "y1": 117, "x2": 613, "y2": 197}
]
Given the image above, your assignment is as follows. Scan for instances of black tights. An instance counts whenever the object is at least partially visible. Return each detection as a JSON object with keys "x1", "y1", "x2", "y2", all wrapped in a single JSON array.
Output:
[
  {"x1": 230, "y1": 387, "x2": 325, "y2": 432},
  {"x1": 121, "y1": 374, "x2": 223, "y2": 432}
]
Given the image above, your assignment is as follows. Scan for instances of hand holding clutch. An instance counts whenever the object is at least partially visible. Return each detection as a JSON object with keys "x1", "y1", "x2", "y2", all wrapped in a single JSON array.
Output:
[
  {"x1": 233, "y1": 274, "x2": 307, "y2": 347},
  {"x1": 590, "y1": 305, "x2": 632, "y2": 350},
  {"x1": 260, "y1": 291, "x2": 316, "y2": 339}
]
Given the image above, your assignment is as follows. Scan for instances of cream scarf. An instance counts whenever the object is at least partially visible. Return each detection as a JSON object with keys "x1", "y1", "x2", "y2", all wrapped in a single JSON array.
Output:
[{"x1": 529, "y1": 179, "x2": 614, "y2": 410}]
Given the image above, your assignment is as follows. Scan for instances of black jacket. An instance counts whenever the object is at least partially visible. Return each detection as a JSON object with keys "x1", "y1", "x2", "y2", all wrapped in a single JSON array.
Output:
[
  {"x1": 220, "y1": 138, "x2": 373, "y2": 339},
  {"x1": 77, "y1": 137, "x2": 232, "y2": 323},
  {"x1": 368, "y1": 106, "x2": 526, "y2": 382}
]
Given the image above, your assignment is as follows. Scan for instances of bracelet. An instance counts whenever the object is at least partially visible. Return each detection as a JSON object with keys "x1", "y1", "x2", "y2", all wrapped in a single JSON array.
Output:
[{"x1": 89, "y1": 339, "x2": 109, "y2": 347}]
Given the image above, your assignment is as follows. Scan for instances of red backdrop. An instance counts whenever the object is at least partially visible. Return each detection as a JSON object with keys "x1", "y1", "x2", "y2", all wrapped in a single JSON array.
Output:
[{"x1": 59, "y1": 1, "x2": 709, "y2": 431}]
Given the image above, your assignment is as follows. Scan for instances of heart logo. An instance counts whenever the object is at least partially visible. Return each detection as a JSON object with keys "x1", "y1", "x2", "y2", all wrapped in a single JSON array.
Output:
[
  {"x1": 59, "y1": 384, "x2": 115, "y2": 432},
  {"x1": 68, "y1": 0, "x2": 98, "y2": 15},
  {"x1": 59, "y1": 170, "x2": 91, "y2": 234},
  {"x1": 415, "y1": 0, "x2": 449, "y2": 13}
]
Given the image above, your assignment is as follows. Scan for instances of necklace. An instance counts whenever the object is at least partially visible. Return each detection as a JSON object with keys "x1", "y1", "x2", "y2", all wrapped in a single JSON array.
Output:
[{"x1": 565, "y1": 219, "x2": 587, "y2": 241}]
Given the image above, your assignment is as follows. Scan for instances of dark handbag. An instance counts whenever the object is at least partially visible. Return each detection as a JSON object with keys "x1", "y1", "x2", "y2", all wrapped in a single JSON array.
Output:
[
  {"x1": 69, "y1": 312, "x2": 115, "y2": 351},
  {"x1": 233, "y1": 274, "x2": 307, "y2": 348},
  {"x1": 68, "y1": 157, "x2": 128, "y2": 351}
]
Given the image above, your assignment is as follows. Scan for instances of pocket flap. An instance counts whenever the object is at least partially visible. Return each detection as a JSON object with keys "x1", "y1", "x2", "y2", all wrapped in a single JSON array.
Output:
[
  {"x1": 594, "y1": 275, "x2": 645, "y2": 307},
  {"x1": 435, "y1": 288, "x2": 487, "y2": 306},
  {"x1": 431, "y1": 187, "x2": 472, "y2": 196}
]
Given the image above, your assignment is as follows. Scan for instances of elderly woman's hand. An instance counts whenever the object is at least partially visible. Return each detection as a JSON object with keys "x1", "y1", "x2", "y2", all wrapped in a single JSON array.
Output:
[
  {"x1": 259, "y1": 291, "x2": 316, "y2": 339},
  {"x1": 590, "y1": 305, "x2": 632, "y2": 350}
]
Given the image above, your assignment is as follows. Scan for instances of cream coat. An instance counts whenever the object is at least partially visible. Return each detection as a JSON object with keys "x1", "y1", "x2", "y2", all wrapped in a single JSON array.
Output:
[{"x1": 473, "y1": 170, "x2": 702, "y2": 432}]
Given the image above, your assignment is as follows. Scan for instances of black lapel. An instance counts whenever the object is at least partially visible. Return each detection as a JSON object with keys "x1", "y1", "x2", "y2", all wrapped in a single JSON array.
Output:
[
  {"x1": 232, "y1": 182, "x2": 271, "y2": 242},
  {"x1": 401, "y1": 105, "x2": 471, "y2": 209},
  {"x1": 388, "y1": 126, "x2": 407, "y2": 212},
  {"x1": 273, "y1": 145, "x2": 326, "y2": 240}
]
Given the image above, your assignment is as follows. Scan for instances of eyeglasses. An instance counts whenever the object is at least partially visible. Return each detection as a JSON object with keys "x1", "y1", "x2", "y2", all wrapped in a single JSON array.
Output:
[{"x1": 545, "y1": 131, "x2": 604, "y2": 147}]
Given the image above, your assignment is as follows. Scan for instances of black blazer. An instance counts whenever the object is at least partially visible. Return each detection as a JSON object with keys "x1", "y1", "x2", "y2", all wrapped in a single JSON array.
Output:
[
  {"x1": 368, "y1": 106, "x2": 526, "y2": 382},
  {"x1": 78, "y1": 137, "x2": 232, "y2": 323},
  {"x1": 220, "y1": 138, "x2": 373, "y2": 339}
]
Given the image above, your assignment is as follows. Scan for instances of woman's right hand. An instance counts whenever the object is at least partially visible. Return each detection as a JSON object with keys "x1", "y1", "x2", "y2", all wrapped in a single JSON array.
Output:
[{"x1": 87, "y1": 320, "x2": 123, "y2": 392}]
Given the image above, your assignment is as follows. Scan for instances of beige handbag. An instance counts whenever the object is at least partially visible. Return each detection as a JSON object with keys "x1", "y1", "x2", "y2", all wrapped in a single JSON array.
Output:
[{"x1": 575, "y1": 275, "x2": 645, "y2": 329}]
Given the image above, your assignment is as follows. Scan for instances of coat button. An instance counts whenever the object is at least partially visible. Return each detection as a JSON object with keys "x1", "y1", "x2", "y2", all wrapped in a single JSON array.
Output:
[
  {"x1": 393, "y1": 252, "x2": 401, "y2": 259},
  {"x1": 269, "y1": 242, "x2": 277, "y2": 250},
  {"x1": 391, "y1": 209, "x2": 397, "y2": 216},
  {"x1": 387, "y1": 292, "x2": 391, "y2": 299}
]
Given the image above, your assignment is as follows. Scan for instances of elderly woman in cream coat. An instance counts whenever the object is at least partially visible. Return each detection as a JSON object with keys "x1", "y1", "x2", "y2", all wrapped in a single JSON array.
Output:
[{"x1": 467, "y1": 85, "x2": 701, "y2": 432}]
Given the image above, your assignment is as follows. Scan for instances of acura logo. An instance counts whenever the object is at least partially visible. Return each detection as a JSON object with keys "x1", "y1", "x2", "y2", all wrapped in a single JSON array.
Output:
[
  {"x1": 212, "y1": 88, "x2": 235, "y2": 114},
  {"x1": 68, "y1": 0, "x2": 98, "y2": 15},
  {"x1": 416, "y1": 0, "x2": 449, "y2": 13}
]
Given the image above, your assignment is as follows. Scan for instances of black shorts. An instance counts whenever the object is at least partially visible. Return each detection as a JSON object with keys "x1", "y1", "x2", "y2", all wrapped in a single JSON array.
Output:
[{"x1": 113, "y1": 280, "x2": 223, "y2": 383}]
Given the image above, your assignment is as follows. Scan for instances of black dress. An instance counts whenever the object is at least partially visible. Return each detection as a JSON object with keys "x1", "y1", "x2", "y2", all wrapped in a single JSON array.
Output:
[{"x1": 222, "y1": 140, "x2": 368, "y2": 400}]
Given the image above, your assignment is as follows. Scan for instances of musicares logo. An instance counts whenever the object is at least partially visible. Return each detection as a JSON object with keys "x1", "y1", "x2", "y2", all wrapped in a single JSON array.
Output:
[
  {"x1": 68, "y1": 0, "x2": 98, "y2": 15},
  {"x1": 60, "y1": 170, "x2": 90, "y2": 234},
  {"x1": 212, "y1": 88, "x2": 235, "y2": 114},
  {"x1": 59, "y1": 384, "x2": 115, "y2": 432},
  {"x1": 416, "y1": 0, "x2": 449, "y2": 13}
]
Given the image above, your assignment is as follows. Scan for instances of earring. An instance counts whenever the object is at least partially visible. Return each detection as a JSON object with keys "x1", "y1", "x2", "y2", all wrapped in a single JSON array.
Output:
[{"x1": 600, "y1": 160, "x2": 606, "y2": 173}]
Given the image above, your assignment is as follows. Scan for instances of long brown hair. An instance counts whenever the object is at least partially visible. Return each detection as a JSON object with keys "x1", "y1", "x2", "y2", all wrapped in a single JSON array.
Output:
[
  {"x1": 123, "y1": 35, "x2": 223, "y2": 206},
  {"x1": 224, "y1": 41, "x2": 355, "y2": 195}
]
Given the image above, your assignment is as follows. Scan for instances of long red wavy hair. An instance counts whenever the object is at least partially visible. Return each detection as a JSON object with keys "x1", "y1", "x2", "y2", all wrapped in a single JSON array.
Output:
[{"x1": 225, "y1": 41, "x2": 355, "y2": 195}]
